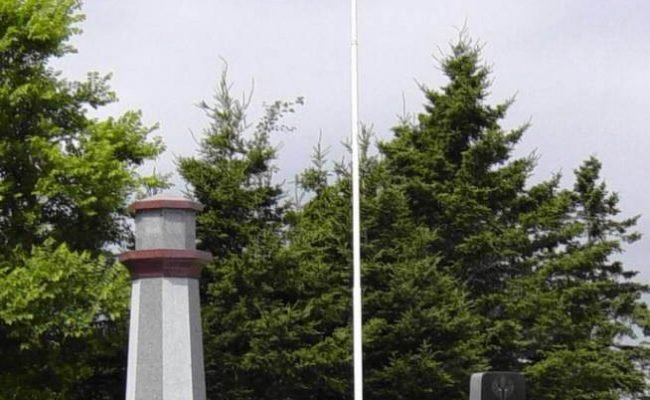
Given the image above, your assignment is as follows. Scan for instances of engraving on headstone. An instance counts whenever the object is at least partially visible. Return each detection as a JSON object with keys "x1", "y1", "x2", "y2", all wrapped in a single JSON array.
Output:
[
  {"x1": 491, "y1": 374, "x2": 515, "y2": 400},
  {"x1": 470, "y1": 371, "x2": 525, "y2": 400}
]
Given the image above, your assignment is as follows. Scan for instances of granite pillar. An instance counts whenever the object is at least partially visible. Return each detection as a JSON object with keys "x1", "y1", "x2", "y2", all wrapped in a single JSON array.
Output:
[{"x1": 120, "y1": 196, "x2": 212, "y2": 400}]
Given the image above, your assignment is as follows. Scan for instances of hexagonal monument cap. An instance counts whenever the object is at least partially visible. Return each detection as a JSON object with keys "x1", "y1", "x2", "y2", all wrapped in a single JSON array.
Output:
[
  {"x1": 128, "y1": 195, "x2": 203, "y2": 213},
  {"x1": 120, "y1": 194, "x2": 212, "y2": 280}
]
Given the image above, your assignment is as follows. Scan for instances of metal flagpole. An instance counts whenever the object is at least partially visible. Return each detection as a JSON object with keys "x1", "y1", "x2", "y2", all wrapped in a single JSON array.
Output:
[{"x1": 351, "y1": 0, "x2": 363, "y2": 399}]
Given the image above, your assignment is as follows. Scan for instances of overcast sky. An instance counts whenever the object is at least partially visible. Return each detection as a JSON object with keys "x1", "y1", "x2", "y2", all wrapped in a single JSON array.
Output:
[{"x1": 54, "y1": 0, "x2": 650, "y2": 279}]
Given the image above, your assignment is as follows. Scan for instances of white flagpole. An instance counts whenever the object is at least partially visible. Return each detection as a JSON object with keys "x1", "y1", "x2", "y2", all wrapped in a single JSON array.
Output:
[{"x1": 351, "y1": 0, "x2": 363, "y2": 399}]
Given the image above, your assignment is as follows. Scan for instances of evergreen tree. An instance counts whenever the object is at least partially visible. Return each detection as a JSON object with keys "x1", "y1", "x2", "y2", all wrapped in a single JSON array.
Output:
[
  {"x1": 180, "y1": 34, "x2": 650, "y2": 400},
  {"x1": 178, "y1": 71, "x2": 331, "y2": 399},
  {"x1": 378, "y1": 36, "x2": 650, "y2": 399},
  {"x1": 288, "y1": 127, "x2": 488, "y2": 400},
  {"x1": 0, "y1": 0, "x2": 165, "y2": 397},
  {"x1": 375, "y1": 37, "x2": 534, "y2": 397},
  {"x1": 500, "y1": 158, "x2": 650, "y2": 400},
  {"x1": 380, "y1": 37, "x2": 534, "y2": 299}
]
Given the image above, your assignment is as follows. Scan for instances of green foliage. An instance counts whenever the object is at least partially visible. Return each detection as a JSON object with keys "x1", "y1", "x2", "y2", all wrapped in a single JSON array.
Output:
[
  {"x1": 3, "y1": 2, "x2": 643, "y2": 396},
  {"x1": 0, "y1": 0, "x2": 165, "y2": 254},
  {"x1": 181, "y1": 35, "x2": 649, "y2": 400},
  {"x1": 178, "y1": 69, "x2": 324, "y2": 399},
  {"x1": 4, "y1": 3, "x2": 641, "y2": 396},
  {"x1": 526, "y1": 347, "x2": 647, "y2": 400},
  {"x1": 178, "y1": 69, "x2": 296, "y2": 259},
  {"x1": 380, "y1": 39, "x2": 533, "y2": 298},
  {"x1": 0, "y1": 241, "x2": 129, "y2": 399},
  {"x1": 183, "y1": 66, "x2": 488, "y2": 399},
  {"x1": 377, "y1": 36, "x2": 650, "y2": 399},
  {"x1": 0, "y1": 0, "x2": 165, "y2": 397},
  {"x1": 347, "y1": 134, "x2": 487, "y2": 399},
  {"x1": 494, "y1": 157, "x2": 650, "y2": 399}
]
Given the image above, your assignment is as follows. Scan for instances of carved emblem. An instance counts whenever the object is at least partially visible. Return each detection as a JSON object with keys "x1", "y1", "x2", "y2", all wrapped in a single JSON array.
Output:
[{"x1": 491, "y1": 374, "x2": 515, "y2": 400}]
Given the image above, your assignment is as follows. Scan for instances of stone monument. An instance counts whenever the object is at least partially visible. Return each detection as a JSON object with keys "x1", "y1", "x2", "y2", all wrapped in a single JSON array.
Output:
[
  {"x1": 119, "y1": 196, "x2": 212, "y2": 400},
  {"x1": 470, "y1": 371, "x2": 526, "y2": 400}
]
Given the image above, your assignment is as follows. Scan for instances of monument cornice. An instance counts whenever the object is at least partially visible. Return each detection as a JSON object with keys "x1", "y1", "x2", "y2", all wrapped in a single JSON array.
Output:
[{"x1": 119, "y1": 249, "x2": 212, "y2": 279}]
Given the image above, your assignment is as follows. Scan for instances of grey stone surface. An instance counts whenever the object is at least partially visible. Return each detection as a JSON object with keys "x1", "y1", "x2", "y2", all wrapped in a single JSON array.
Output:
[
  {"x1": 135, "y1": 278, "x2": 163, "y2": 400},
  {"x1": 135, "y1": 209, "x2": 196, "y2": 250},
  {"x1": 188, "y1": 279, "x2": 206, "y2": 399},
  {"x1": 161, "y1": 278, "x2": 195, "y2": 399},
  {"x1": 125, "y1": 196, "x2": 207, "y2": 399}
]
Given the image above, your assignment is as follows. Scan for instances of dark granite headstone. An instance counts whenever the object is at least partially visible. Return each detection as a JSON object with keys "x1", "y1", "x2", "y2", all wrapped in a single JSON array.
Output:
[{"x1": 470, "y1": 372, "x2": 525, "y2": 400}]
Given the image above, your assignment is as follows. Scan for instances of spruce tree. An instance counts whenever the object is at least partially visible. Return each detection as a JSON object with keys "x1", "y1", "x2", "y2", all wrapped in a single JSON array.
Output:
[
  {"x1": 288, "y1": 127, "x2": 488, "y2": 399},
  {"x1": 180, "y1": 34, "x2": 650, "y2": 400},
  {"x1": 178, "y1": 71, "x2": 333, "y2": 399},
  {"x1": 380, "y1": 37, "x2": 534, "y2": 299},
  {"x1": 500, "y1": 158, "x2": 650, "y2": 399},
  {"x1": 378, "y1": 36, "x2": 650, "y2": 399}
]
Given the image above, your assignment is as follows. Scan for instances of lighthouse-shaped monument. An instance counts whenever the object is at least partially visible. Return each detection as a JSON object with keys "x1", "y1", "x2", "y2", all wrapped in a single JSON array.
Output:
[{"x1": 119, "y1": 196, "x2": 212, "y2": 400}]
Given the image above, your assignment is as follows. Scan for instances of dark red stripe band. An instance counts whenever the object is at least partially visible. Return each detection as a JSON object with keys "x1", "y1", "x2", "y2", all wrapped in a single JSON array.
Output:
[
  {"x1": 128, "y1": 198, "x2": 204, "y2": 213},
  {"x1": 119, "y1": 249, "x2": 212, "y2": 279}
]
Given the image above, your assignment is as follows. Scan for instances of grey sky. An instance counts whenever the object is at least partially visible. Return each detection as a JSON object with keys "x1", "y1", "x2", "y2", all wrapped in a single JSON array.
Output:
[{"x1": 55, "y1": 1, "x2": 650, "y2": 279}]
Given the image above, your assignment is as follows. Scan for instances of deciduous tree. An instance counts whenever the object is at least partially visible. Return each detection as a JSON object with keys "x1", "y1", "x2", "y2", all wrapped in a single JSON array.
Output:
[{"x1": 0, "y1": 1, "x2": 165, "y2": 397}]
